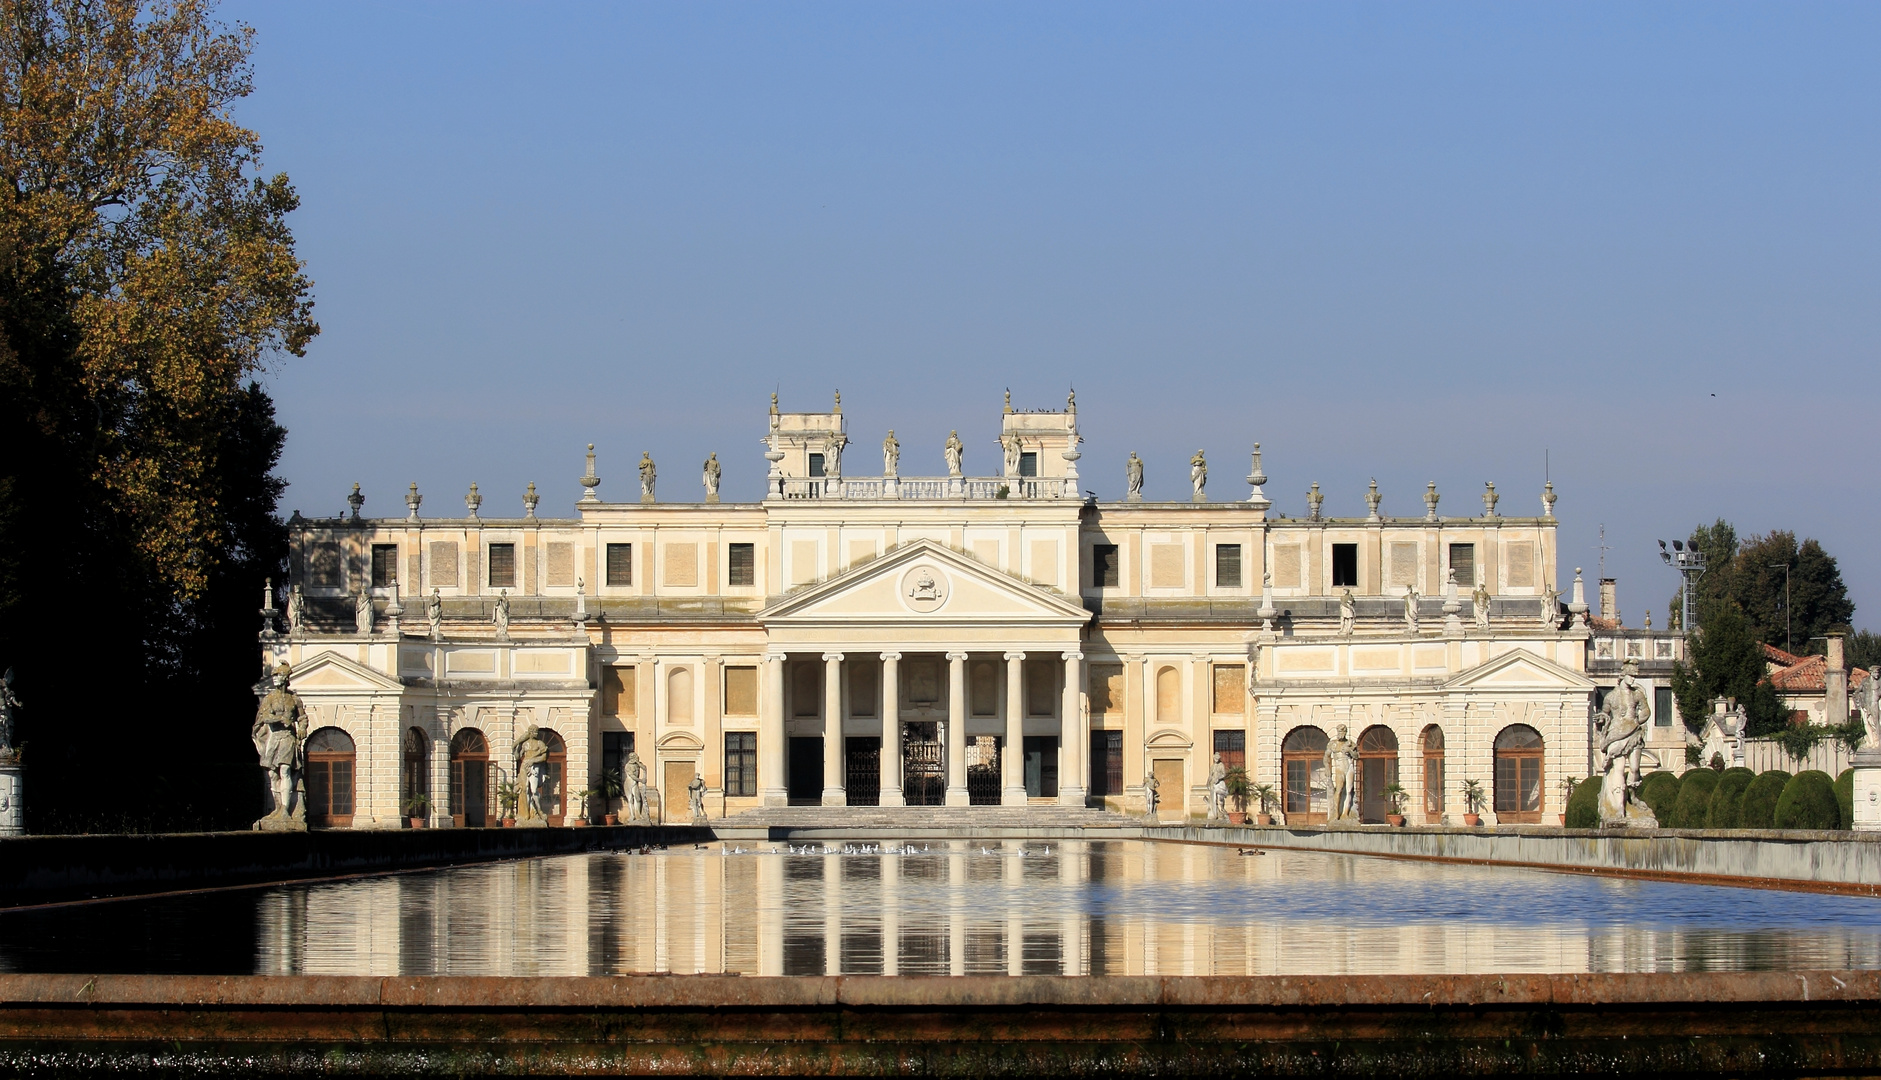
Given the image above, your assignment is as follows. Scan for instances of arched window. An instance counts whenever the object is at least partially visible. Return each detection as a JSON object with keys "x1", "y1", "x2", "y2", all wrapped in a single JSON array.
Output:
[
  {"x1": 1494, "y1": 724, "x2": 1544, "y2": 822},
  {"x1": 1155, "y1": 667, "x2": 1180, "y2": 725},
  {"x1": 1421, "y1": 725, "x2": 1445, "y2": 823},
  {"x1": 450, "y1": 728, "x2": 491, "y2": 827},
  {"x1": 305, "y1": 727, "x2": 356, "y2": 829},
  {"x1": 537, "y1": 728, "x2": 567, "y2": 826},
  {"x1": 1356, "y1": 725, "x2": 1399, "y2": 823},
  {"x1": 1281, "y1": 726, "x2": 1328, "y2": 824},
  {"x1": 402, "y1": 727, "x2": 429, "y2": 825}
]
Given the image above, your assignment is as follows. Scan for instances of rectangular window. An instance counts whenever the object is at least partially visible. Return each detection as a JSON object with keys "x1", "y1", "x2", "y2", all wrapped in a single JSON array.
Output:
[
  {"x1": 1022, "y1": 735, "x2": 1057, "y2": 797},
  {"x1": 1654, "y1": 686, "x2": 1673, "y2": 727},
  {"x1": 1449, "y1": 543, "x2": 1476, "y2": 587},
  {"x1": 1215, "y1": 544, "x2": 1242, "y2": 588},
  {"x1": 724, "y1": 666, "x2": 758, "y2": 716},
  {"x1": 1090, "y1": 731, "x2": 1123, "y2": 798},
  {"x1": 605, "y1": 543, "x2": 632, "y2": 587},
  {"x1": 602, "y1": 731, "x2": 634, "y2": 782},
  {"x1": 1212, "y1": 729, "x2": 1246, "y2": 771},
  {"x1": 1019, "y1": 452, "x2": 1038, "y2": 477},
  {"x1": 371, "y1": 544, "x2": 398, "y2": 588},
  {"x1": 487, "y1": 543, "x2": 516, "y2": 588},
  {"x1": 727, "y1": 543, "x2": 756, "y2": 587},
  {"x1": 724, "y1": 732, "x2": 757, "y2": 797},
  {"x1": 808, "y1": 453, "x2": 825, "y2": 478},
  {"x1": 1093, "y1": 544, "x2": 1120, "y2": 588},
  {"x1": 1331, "y1": 543, "x2": 1359, "y2": 588}
]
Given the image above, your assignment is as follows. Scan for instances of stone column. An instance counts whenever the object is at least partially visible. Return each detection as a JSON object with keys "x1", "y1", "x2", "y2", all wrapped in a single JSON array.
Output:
[
  {"x1": 0, "y1": 757, "x2": 21, "y2": 836},
  {"x1": 1003, "y1": 652, "x2": 1028, "y2": 805},
  {"x1": 822, "y1": 652, "x2": 846, "y2": 806},
  {"x1": 946, "y1": 651, "x2": 970, "y2": 806},
  {"x1": 879, "y1": 652, "x2": 904, "y2": 807},
  {"x1": 760, "y1": 653, "x2": 788, "y2": 806},
  {"x1": 1059, "y1": 651, "x2": 1086, "y2": 806}
]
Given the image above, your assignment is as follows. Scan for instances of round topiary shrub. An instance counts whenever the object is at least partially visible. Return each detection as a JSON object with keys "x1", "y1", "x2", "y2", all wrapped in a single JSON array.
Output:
[
  {"x1": 1836, "y1": 768, "x2": 1855, "y2": 829},
  {"x1": 1667, "y1": 768, "x2": 1719, "y2": 829},
  {"x1": 1637, "y1": 770, "x2": 1682, "y2": 822},
  {"x1": 1704, "y1": 767, "x2": 1758, "y2": 829},
  {"x1": 1564, "y1": 776, "x2": 1602, "y2": 829},
  {"x1": 1774, "y1": 770, "x2": 1841, "y2": 831},
  {"x1": 1739, "y1": 770, "x2": 1791, "y2": 830}
]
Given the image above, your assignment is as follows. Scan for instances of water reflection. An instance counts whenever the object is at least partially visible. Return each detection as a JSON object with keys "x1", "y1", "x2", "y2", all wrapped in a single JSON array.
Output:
[{"x1": 4, "y1": 840, "x2": 1881, "y2": 977}]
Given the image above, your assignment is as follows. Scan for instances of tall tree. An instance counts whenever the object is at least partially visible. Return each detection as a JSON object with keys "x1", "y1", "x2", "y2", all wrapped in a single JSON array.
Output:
[
  {"x1": 0, "y1": 0, "x2": 314, "y2": 830},
  {"x1": 1669, "y1": 602, "x2": 1790, "y2": 736},
  {"x1": 1667, "y1": 520, "x2": 1853, "y2": 652}
]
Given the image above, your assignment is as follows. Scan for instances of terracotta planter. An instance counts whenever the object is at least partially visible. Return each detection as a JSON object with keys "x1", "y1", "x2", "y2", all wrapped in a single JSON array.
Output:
[
  {"x1": 1386, "y1": 814, "x2": 1405, "y2": 827},
  {"x1": 1463, "y1": 813, "x2": 1482, "y2": 827},
  {"x1": 1261, "y1": 813, "x2": 1277, "y2": 826},
  {"x1": 1228, "y1": 812, "x2": 1247, "y2": 825},
  {"x1": 502, "y1": 817, "x2": 517, "y2": 828},
  {"x1": 1558, "y1": 814, "x2": 1568, "y2": 826},
  {"x1": 408, "y1": 817, "x2": 425, "y2": 829},
  {"x1": 604, "y1": 814, "x2": 618, "y2": 826}
]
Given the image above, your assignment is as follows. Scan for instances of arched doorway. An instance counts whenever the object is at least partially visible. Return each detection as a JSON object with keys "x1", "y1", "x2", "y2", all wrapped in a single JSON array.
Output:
[
  {"x1": 1281, "y1": 726, "x2": 1328, "y2": 824},
  {"x1": 1356, "y1": 726, "x2": 1399, "y2": 823},
  {"x1": 1494, "y1": 724, "x2": 1544, "y2": 823},
  {"x1": 402, "y1": 727, "x2": 429, "y2": 826},
  {"x1": 1420, "y1": 725, "x2": 1445, "y2": 823},
  {"x1": 305, "y1": 727, "x2": 356, "y2": 829},
  {"x1": 536, "y1": 728, "x2": 567, "y2": 826},
  {"x1": 450, "y1": 729, "x2": 491, "y2": 827}
]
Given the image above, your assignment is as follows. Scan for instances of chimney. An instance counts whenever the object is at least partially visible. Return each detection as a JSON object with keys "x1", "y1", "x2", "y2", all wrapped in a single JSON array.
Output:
[
  {"x1": 1826, "y1": 633, "x2": 1849, "y2": 726},
  {"x1": 1599, "y1": 578, "x2": 1618, "y2": 624}
]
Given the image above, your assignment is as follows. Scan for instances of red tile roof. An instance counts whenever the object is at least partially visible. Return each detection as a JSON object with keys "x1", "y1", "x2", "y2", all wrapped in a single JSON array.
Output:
[{"x1": 1763, "y1": 651, "x2": 1871, "y2": 694}]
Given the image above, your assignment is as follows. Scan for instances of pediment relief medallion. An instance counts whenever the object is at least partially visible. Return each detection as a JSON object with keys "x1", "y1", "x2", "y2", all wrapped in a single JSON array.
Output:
[{"x1": 899, "y1": 564, "x2": 949, "y2": 614}]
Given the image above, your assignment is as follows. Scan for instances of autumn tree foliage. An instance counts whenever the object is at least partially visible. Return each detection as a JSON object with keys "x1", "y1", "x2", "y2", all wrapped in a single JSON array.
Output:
[{"x1": 0, "y1": 0, "x2": 315, "y2": 829}]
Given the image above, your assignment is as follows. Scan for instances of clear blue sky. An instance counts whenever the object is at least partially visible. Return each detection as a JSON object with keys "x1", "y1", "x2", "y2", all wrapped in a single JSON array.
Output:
[{"x1": 226, "y1": 1, "x2": 1879, "y2": 629}]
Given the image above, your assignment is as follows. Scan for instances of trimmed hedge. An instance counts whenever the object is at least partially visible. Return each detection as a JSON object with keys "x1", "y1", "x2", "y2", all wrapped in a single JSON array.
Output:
[
  {"x1": 1739, "y1": 770, "x2": 1791, "y2": 830},
  {"x1": 1704, "y1": 767, "x2": 1758, "y2": 830},
  {"x1": 1666, "y1": 768, "x2": 1720, "y2": 829},
  {"x1": 1836, "y1": 768, "x2": 1855, "y2": 829},
  {"x1": 1637, "y1": 771, "x2": 1682, "y2": 822},
  {"x1": 1774, "y1": 770, "x2": 1841, "y2": 831},
  {"x1": 1564, "y1": 777, "x2": 1602, "y2": 829}
]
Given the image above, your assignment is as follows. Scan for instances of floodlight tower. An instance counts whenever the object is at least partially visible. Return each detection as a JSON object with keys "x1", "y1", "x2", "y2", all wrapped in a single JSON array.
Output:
[{"x1": 1657, "y1": 539, "x2": 1707, "y2": 634}]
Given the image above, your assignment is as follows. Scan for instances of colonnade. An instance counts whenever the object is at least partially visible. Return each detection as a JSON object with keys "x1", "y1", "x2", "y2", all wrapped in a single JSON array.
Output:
[{"x1": 757, "y1": 647, "x2": 1086, "y2": 807}]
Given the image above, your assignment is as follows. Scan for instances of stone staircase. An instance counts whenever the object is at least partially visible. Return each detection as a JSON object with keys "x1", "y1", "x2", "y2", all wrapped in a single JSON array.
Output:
[{"x1": 712, "y1": 805, "x2": 1138, "y2": 838}]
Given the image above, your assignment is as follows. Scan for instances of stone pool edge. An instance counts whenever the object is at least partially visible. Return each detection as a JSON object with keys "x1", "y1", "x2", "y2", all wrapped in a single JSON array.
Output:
[{"x1": 0, "y1": 971, "x2": 1875, "y2": 1077}]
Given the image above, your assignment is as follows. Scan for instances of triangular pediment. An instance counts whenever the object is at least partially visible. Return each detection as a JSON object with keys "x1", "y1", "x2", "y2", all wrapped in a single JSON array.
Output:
[
  {"x1": 758, "y1": 540, "x2": 1090, "y2": 626},
  {"x1": 287, "y1": 650, "x2": 404, "y2": 693},
  {"x1": 1444, "y1": 648, "x2": 1595, "y2": 692}
]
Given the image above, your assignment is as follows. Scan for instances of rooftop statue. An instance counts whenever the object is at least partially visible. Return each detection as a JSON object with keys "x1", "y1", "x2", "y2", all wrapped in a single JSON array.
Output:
[
  {"x1": 1003, "y1": 437, "x2": 1021, "y2": 478},
  {"x1": 1125, "y1": 452, "x2": 1144, "y2": 500},
  {"x1": 253, "y1": 663, "x2": 310, "y2": 830},
  {"x1": 825, "y1": 434, "x2": 844, "y2": 478},
  {"x1": 494, "y1": 590, "x2": 510, "y2": 641},
  {"x1": 944, "y1": 431, "x2": 964, "y2": 478},
  {"x1": 639, "y1": 452, "x2": 657, "y2": 502},
  {"x1": 1473, "y1": 580, "x2": 1492, "y2": 632},
  {"x1": 354, "y1": 588, "x2": 373, "y2": 637},
  {"x1": 883, "y1": 430, "x2": 899, "y2": 476},
  {"x1": 1404, "y1": 588, "x2": 1420, "y2": 633},
  {"x1": 287, "y1": 584, "x2": 306, "y2": 636},
  {"x1": 702, "y1": 453, "x2": 721, "y2": 500},
  {"x1": 1189, "y1": 450, "x2": 1207, "y2": 501},
  {"x1": 426, "y1": 588, "x2": 443, "y2": 642},
  {"x1": 1339, "y1": 589, "x2": 1356, "y2": 636}
]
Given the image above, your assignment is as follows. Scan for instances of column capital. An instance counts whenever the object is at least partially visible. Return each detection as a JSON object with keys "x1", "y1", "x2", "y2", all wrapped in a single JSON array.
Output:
[
  {"x1": 1003, "y1": 650, "x2": 1026, "y2": 662},
  {"x1": 879, "y1": 651, "x2": 903, "y2": 662},
  {"x1": 946, "y1": 651, "x2": 969, "y2": 662},
  {"x1": 765, "y1": 651, "x2": 788, "y2": 664},
  {"x1": 1061, "y1": 651, "x2": 1084, "y2": 662},
  {"x1": 822, "y1": 651, "x2": 844, "y2": 663}
]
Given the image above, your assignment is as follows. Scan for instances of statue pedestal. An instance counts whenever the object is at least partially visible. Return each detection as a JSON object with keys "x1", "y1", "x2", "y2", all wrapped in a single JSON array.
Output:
[
  {"x1": 0, "y1": 756, "x2": 21, "y2": 836},
  {"x1": 253, "y1": 814, "x2": 307, "y2": 833},
  {"x1": 1852, "y1": 751, "x2": 1881, "y2": 831}
]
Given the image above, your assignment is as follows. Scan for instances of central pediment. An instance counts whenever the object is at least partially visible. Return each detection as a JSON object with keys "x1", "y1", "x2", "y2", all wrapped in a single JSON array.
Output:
[{"x1": 757, "y1": 539, "x2": 1091, "y2": 628}]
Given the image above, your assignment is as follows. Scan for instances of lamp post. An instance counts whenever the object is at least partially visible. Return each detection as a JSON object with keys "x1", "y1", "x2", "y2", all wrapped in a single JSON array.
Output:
[
  {"x1": 1768, "y1": 562, "x2": 1791, "y2": 654},
  {"x1": 1658, "y1": 539, "x2": 1707, "y2": 634}
]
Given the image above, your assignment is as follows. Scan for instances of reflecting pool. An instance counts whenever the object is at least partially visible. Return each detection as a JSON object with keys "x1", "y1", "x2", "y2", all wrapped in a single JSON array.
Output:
[{"x1": 4, "y1": 840, "x2": 1880, "y2": 976}]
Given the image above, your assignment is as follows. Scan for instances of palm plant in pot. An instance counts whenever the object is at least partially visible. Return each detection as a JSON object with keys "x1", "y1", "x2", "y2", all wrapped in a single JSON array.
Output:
[
  {"x1": 1459, "y1": 778, "x2": 1486, "y2": 827},
  {"x1": 496, "y1": 780, "x2": 520, "y2": 827},
  {"x1": 403, "y1": 792, "x2": 430, "y2": 829},
  {"x1": 1381, "y1": 782, "x2": 1408, "y2": 827},
  {"x1": 1251, "y1": 782, "x2": 1278, "y2": 825},
  {"x1": 601, "y1": 767, "x2": 623, "y2": 826},
  {"x1": 1223, "y1": 766, "x2": 1252, "y2": 825},
  {"x1": 575, "y1": 788, "x2": 606, "y2": 826}
]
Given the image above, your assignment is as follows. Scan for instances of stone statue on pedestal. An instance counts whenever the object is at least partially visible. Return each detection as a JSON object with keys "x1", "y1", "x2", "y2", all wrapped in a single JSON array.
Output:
[
  {"x1": 354, "y1": 588, "x2": 373, "y2": 636},
  {"x1": 1339, "y1": 589, "x2": 1356, "y2": 636},
  {"x1": 493, "y1": 590, "x2": 510, "y2": 641},
  {"x1": 944, "y1": 431, "x2": 964, "y2": 477},
  {"x1": 1189, "y1": 450, "x2": 1207, "y2": 501},
  {"x1": 688, "y1": 772, "x2": 707, "y2": 824},
  {"x1": 702, "y1": 453, "x2": 721, "y2": 501},
  {"x1": 883, "y1": 431, "x2": 900, "y2": 476},
  {"x1": 624, "y1": 751, "x2": 649, "y2": 823},
  {"x1": 1403, "y1": 588, "x2": 1420, "y2": 634},
  {"x1": 287, "y1": 585, "x2": 306, "y2": 636},
  {"x1": 825, "y1": 435, "x2": 844, "y2": 478},
  {"x1": 0, "y1": 669, "x2": 19, "y2": 759},
  {"x1": 1858, "y1": 670, "x2": 1881, "y2": 755},
  {"x1": 427, "y1": 589, "x2": 443, "y2": 641},
  {"x1": 514, "y1": 725, "x2": 550, "y2": 824},
  {"x1": 1473, "y1": 581, "x2": 1492, "y2": 632},
  {"x1": 1540, "y1": 582, "x2": 1561, "y2": 629},
  {"x1": 1595, "y1": 660, "x2": 1656, "y2": 827},
  {"x1": 1141, "y1": 771, "x2": 1159, "y2": 819},
  {"x1": 1125, "y1": 452, "x2": 1144, "y2": 500},
  {"x1": 252, "y1": 663, "x2": 310, "y2": 830},
  {"x1": 1003, "y1": 437, "x2": 1021, "y2": 478},
  {"x1": 1324, "y1": 723, "x2": 1359, "y2": 823},
  {"x1": 638, "y1": 452, "x2": 657, "y2": 502},
  {"x1": 1206, "y1": 752, "x2": 1228, "y2": 823}
]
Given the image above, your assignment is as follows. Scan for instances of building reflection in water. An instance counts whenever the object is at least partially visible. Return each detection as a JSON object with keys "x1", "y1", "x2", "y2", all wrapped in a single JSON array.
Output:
[{"x1": 250, "y1": 841, "x2": 1881, "y2": 978}]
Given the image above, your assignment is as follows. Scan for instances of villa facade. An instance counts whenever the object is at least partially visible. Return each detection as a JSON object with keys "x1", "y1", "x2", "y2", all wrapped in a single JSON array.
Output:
[{"x1": 265, "y1": 394, "x2": 1598, "y2": 828}]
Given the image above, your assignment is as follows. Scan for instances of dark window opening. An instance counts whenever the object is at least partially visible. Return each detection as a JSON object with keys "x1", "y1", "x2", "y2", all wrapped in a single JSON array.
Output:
[
  {"x1": 1332, "y1": 544, "x2": 1359, "y2": 588},
  {"x1": 1019, "y1": 452, "x2": 1038, "y2": 477},
  {"x1": 724, "y1": 732, "x2": 757, "y2": 797},
  {"x1": 1215, "y1": 544, "x2": 1242, "y2": 588},
  {"x1": 371, "y1": 544, "x2": 398, "y2": 588},
  {"x1": 1094, "y1": 544, "x2": 1120, "y2": 588},
  {"x1": 728, "y1": 543, "x2": 756, "y2": 586},
  {"x1": 1089, "y1": 731, "x2": 1124, "y2": 799},
  {"x1": 487, "y1": 543, "x2": 516, "y2": 589},
  {"x1": 808, "y1": 453, "x2": 825, "y2": 478},
  {"x1": 1449, "y1": 544, "x2": 1476, "y2": 587},
  {"x1": 1212, "y1": 729, "x2": 1246, "y2": 771},
  {"x1": 1654, "y1": 686, "x2": 1673, "y2": 727},
  {"x1": 605, "y1": 543, "x2": 632, "y2": 587}
]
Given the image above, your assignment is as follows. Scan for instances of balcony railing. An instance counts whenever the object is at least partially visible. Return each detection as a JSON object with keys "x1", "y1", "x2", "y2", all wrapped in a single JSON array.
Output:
[{"x1": 773, "y1": 476, "x2": 1077, "y2": 501}]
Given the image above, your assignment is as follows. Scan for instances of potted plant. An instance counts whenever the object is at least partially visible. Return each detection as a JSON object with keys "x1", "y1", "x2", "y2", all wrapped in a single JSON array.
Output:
[
  {"x1": 403, "y1": 792, "x2": 430, "y2": 829},
  {"x1": 1250, "y1": 782, "x2": 1277, "y2": 826},
  {"x1": 496, "y1": 780, "x2": 520, "y2": 827},
  {"x1": 1460, "y1": 778, "x2": 1486, "y2": 827},
  {"x1": 1223, "y1": 766, "x2": 1252, "y2": 825},
  {"x1": 1381, "y1": 782, "x2": 1408, "y2": 827},
  {"x1": 575, "y1": 788, "x2": 607, "y2": 827},
  {"x1": 601, "y1": 767, "x2": 623, "y2": 826}
]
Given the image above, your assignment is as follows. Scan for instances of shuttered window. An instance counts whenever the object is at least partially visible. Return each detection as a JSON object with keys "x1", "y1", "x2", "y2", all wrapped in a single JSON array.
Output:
[{"x1": 487, "y1": 544, "x2": 516, "y2": 588}]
